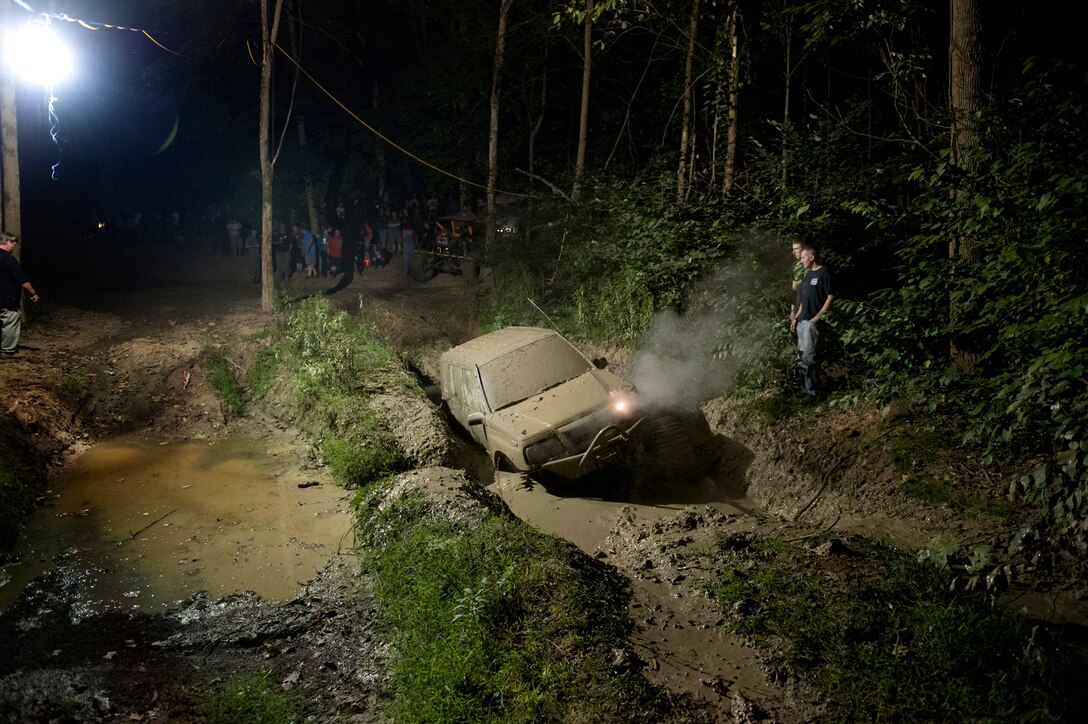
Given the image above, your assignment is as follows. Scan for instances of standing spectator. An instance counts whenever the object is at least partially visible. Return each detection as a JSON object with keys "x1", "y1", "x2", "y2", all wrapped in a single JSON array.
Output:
[
  {"x1": 301, "y1": 223, "x2": 318, "y2": 277},
  {"x1": 227, "y1": 218, "x2": 243, "y2": 256},
  {"x1": 0, "y1": 232, "x2": 40, "y2": 356},
  {"x1": 244, "y1": 229, "x2": 261, "y2": 283},
  {"x1": 273, "y1": 223, "x2": 292, "y2": 281},
  {"x1": 325, "y1": 228, "x2": 343, "y2": 276},
  {"x1": 316, "y1": 228, "x2": 328, "y2": 278},
  {"x1": 358, "y1": 218, "x2": 374, "y2": 273},
  {"x1": 402, "y1": 220, "x2": 418, "y2": 277},
  {"x1": 790, "y1": 246, "x2": 834, "y2": 398}
]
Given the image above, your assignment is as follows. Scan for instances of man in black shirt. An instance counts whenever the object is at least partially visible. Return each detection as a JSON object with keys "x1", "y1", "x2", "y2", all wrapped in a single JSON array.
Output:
[
  {"x1": 0, "y1": 232, "x2": 40, "y2": 356},
  {"x1": 789, "y1": 245, "x2": 834, "y2": 397}
]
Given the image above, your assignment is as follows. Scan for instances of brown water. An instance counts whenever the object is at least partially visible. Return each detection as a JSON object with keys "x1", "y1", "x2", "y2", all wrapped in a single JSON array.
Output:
[{"x1": 1, "y1": 434, "x2": 353, "y2": 616}]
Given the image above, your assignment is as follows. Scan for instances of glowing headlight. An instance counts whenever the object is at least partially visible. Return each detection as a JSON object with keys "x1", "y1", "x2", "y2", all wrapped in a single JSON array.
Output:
[{"x1": 609, "y1": 391, "x2": 638, "y2": 416}]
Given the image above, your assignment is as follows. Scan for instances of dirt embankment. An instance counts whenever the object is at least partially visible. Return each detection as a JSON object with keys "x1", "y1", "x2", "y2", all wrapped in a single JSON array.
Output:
[{"x1": 1, "y1": 243, "x2": 1082, "y2": 721}]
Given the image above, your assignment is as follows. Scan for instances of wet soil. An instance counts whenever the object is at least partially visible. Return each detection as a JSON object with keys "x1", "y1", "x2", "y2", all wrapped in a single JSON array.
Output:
[{"x1": 0, "y1": 240, "x2": 1083, "y2": 721}]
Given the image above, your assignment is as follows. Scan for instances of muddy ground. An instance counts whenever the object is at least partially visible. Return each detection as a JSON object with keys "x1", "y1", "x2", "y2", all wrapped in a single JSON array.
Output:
[{"x1": 0, "y1": 240, "x2": 1083, "y2": 721}]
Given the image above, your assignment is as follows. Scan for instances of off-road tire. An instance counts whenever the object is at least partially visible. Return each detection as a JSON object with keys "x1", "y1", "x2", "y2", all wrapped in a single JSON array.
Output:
[{"x1": 640, "y1": 413, "x2": 702, "y2": 482}]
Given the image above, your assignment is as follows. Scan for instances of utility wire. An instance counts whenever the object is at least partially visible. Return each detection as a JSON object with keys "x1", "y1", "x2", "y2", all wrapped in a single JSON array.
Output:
[{"x1": 274, "y1": 42, "x2": 528, "y2": 198}]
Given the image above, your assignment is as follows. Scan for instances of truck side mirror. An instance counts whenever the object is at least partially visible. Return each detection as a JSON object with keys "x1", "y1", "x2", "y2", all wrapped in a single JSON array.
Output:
[
  {"x1": 592, "y1": 357, "x2": 608, "y2": 369},
  {"x1": 467, "y1": 412, "x2": 485, "y2": 426}
]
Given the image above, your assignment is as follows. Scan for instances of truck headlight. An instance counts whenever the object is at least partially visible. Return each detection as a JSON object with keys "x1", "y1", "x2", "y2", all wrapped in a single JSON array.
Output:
[{"x1": 525, "y1": 435, "x2": 566, "y2": 466}]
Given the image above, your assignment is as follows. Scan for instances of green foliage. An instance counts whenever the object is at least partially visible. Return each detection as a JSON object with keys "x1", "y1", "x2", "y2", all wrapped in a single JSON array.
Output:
[
  {"x1": 1010, "y1": 445, "x2": 1088, "y2": 564},
  {"x1": 709, "y1": 536, "x2": 1083, "y2": 721},
  {"x1": 0, "y1": 466, "x2": 31, "y2": 549},
  {"x1": 204, "y1": 348, "x2": 246, "y2": 417},
  {"x1": 203, "y1": 672, "x2": 297, "y2": 724},
  {"x1": 362, "y1": 483, "x2": 664, "y2": 722}
]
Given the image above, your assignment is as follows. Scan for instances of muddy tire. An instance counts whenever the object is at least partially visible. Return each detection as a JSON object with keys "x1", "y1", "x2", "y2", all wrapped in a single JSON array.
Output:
[
  {"x1": 494, "y1": 452, "x2": 517, "y2": 473},
  {"x1": 639, "y1": 413, "x2": 702, "y2": 482}
]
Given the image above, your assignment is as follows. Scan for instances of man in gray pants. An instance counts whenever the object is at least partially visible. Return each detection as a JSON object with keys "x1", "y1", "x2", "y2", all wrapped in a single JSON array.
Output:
[{"x1": 0, "y1": 232, "x2": 40, "y2": 356}]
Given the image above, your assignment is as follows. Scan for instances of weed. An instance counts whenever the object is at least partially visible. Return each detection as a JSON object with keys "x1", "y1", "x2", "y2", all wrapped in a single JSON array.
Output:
[
  {"x1": 364, "y1": 483, "x2": 666, "y2": 722},
  {"x1": 58, "y1": 374, "x2": 86, "y2": 401},
  {"x1": 204, "y1": 348, "x2": 246, "y2": 417},
  {"x1": 202, "y1": 672, "x2": 297, "y2": 724},
  {"x1": 708, "y1": 535, "x2": 1084, "y2": 721},
  {"x1": 247, "y1": 345, "x2": 280, "y2": 400},
  {"x1": 322, "y1": 435, "x2": 404, "y2": 488}
]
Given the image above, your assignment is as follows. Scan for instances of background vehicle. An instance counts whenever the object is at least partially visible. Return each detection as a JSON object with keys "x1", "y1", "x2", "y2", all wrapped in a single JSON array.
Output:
[{"x1": 408, "y1": 211, "x2": 479, "y2": 282}]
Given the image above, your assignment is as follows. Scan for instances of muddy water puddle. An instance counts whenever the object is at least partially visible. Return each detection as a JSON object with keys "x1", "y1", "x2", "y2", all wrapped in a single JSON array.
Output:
[{"x1": 1, "y1": 434, "x2": 353, "y2": 616}]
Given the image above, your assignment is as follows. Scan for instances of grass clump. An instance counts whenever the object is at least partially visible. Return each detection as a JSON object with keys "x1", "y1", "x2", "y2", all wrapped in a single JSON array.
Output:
[
  {"x1": 204, "y1": 348, "x2": 246, "y2": 417},
  {"x1": 202, "y1": 672, "x2": 297, "y2": 724},
  {"x1": 0, "y1": 465, "x2": 31, "y2": 548},
  {"x1": 358, "y1": 483, "x2": 665, "y2": 722},
  {"x1": 708, "y1": 535, "x2": 1083, "y2": 721}
]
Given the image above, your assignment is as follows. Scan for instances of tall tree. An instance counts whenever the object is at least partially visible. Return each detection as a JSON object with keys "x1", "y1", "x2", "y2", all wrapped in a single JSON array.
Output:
[
  {"x1": 572, "y1": 0, "x2": 593, "y2": 199},
  {"x1": 259, "y1": 0, "x2": 286, "y2": 314},
  {"x1": 722, "y1": 0, "x2": 740, "y2": 197},
  {"x1": 676, "y1": 0, "x2": 701, "y2": 203},
  {"x1": 486, "y1": 0, "x2": 515, "y2": 258}
]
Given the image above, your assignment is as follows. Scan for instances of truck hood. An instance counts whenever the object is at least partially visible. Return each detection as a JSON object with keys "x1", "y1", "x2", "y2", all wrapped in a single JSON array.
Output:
[{"x1": 489, "y1": 370, "x2": 630, "y2": 441}]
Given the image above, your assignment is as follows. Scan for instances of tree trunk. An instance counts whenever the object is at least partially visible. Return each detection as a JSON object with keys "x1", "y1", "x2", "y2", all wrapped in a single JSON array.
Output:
[
  {"x1": 948, "y1": 0, "x2": 983, "y2": 373},
  {"x1": 722, "y1": 1, "x2": 740, "y2": 198},
  {"x1": 1, "y1": 0, "x2": 21, "y2": 248},
  {"x1": 572, "y1": 0, "x2": 592, "y2": 200},
  {"x1": 676, "y1": 0, "x2": 701, "y2": 204},
  {"x1": 949, "y1": 0, "x2": 981, "y2": 263},
  {"x1": 260, "y1": 0, "x2": 285, "y2": 314},
  {"x1": 780, "y1": 6, "x2": 793, "y2": 204},
  {"x1": 486, "y1": 0, "x2": 515, "y2": 259}
]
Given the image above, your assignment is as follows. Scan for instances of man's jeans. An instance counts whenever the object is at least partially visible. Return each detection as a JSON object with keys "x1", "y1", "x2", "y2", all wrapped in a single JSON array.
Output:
[
  {"x1": 1, "y1": 308, "x2": 21, "y2": 353},
  {"x1": 796, "y1": 319, "x2": 819, "y2": 396}
]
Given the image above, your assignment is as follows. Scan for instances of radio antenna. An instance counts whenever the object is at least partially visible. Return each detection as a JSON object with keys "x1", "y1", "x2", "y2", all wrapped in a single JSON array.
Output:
[{"x1": 527, "y1": 298, "x2": 561, "y2": 332}]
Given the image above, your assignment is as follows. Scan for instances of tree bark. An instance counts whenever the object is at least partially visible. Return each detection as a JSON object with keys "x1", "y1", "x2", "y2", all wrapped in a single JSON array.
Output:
[
  {"x1": 949, "y1": 0, "x2": 981, "y2": 263},
  {"x1": 722, "y1": 1, "x2": 740, "y2": 198},
  {"x1": 572, "y1": 0, "x2": 592, "y2": 200},
  {"x1": 676, "y1": 0, "x2": 701, "y2": 204},
  {"x1": 260, "y1": 0, "x2": 285, "y2": 314},
  {"x1": 948, "y1": 0, "x2": 983, "y2": 373},
  {"x1": 1, "y1": 0, "x2": 21, "y2": 249},
  {"x1": 486, "y1": 0, "x2": 515, "y2": 259}
]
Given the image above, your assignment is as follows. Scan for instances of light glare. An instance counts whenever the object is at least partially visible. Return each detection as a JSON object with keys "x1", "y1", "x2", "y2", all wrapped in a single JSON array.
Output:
[{"x1": 3, "y1": 23, "x2": 72, "y2": 86}]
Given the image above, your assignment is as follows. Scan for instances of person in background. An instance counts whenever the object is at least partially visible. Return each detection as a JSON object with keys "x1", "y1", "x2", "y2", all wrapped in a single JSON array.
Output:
[
  {"x1": 790, "y1": 245, "x2": 834, "y2": 398},
  {"x1": 0, "y1": 232, "x2": 40, "y2": 356}
]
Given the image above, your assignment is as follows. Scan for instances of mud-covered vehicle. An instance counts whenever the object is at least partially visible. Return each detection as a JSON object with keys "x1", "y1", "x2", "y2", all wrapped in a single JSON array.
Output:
[
  {"x1": 440, "y1": 326, "x2": 705, "y2": 480},
  {"x1": 408, "y1": 211, "x2": 479, "y2": 281}
]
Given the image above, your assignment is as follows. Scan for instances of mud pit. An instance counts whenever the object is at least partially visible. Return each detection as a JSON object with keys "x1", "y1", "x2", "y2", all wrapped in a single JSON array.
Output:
[
  {"x1": 3, "y1": 432, "x2": 352, "y2": 615},
  {"x1": 0, "y1": 241, "x2": 1073, "y2": 721}
]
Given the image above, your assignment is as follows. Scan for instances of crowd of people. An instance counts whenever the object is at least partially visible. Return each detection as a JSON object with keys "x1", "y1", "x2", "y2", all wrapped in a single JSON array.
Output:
[{"x1": 223, "y1": 190, "x2": 469, "y2": 285}]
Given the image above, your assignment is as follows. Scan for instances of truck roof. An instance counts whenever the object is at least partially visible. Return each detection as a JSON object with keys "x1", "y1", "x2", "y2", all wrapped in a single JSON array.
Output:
[{"x1": 441, "y1": 326, "x2": 560, "y2": 367}]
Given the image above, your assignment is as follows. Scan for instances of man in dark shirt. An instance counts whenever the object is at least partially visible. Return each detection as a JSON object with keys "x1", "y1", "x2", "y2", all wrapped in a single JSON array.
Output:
[
  {"x1": 789, "y1": 245, "x2": 833, "y2": 397},
  {"x1": 0, "y1": 232, "x2": 40, "y2": 356}
]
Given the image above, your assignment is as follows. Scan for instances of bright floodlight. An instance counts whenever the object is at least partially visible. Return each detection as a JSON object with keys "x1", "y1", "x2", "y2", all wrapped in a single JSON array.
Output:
[{"x1": 3, "y1": 22, "x2": 73, "y2": 86}]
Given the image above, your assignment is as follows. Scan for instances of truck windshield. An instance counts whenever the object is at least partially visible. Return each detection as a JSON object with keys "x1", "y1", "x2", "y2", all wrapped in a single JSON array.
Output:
[{"x1": 480, "y1": 335, "x2": 591, "y2": 410}]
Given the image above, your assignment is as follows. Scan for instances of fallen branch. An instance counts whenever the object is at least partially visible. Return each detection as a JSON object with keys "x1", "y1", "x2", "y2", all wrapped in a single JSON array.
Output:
[
  {"x1": 120, "y1": 508, "x2": 177, "y2": 545},
  {"x1": 514, "y1": 168, "x2": 569, "y2": 200}
]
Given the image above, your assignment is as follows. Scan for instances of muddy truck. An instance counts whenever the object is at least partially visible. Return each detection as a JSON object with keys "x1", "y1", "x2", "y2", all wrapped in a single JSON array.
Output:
[{"x1": 439, "y1": 326, "x2": 712, "y2": 481}]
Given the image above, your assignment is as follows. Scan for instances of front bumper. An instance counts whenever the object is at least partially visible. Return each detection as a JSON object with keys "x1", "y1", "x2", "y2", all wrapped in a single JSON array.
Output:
[{"x1": 538, "y1": 417, "x2": 644, "y2": 478}]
